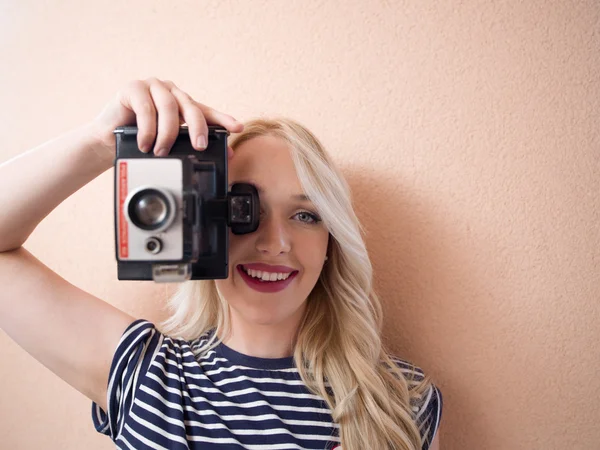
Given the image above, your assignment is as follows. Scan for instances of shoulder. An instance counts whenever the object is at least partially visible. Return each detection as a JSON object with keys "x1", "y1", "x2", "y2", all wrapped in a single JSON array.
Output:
[{"x1": 389, "y1": 357, "x2": 443, "y2": 450}]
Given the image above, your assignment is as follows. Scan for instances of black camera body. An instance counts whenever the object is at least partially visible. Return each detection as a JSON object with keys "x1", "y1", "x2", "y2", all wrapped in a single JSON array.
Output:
[{"x1": 114, "y1": 125, "x2": 259, "y2": 282}]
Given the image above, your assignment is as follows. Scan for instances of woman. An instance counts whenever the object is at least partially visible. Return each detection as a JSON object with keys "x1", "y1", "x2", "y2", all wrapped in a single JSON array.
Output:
[{"x1": 0, "y1": 78, "x2": 442, "y2": 450}]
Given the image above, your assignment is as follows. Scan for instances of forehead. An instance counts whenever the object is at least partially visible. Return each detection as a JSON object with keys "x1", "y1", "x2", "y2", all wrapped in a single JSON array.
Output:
[{"x1": 229, "y1": 135, "x2": 303, "y2": 193}]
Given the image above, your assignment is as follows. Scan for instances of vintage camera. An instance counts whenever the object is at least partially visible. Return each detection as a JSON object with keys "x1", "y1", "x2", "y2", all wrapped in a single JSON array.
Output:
[{"x1": 114, "y1": 125, "x2": 259, "y2": 282}]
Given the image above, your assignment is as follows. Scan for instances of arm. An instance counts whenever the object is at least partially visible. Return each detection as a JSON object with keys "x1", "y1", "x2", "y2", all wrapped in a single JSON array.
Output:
[
  {"x1": 0, "y1": 124, "x2": 113, "y2": 253},
  {"x1": 0, "y1": 78, "x2": 243, "y2": 411},
  {"x1": 0, "y1": 123, "x2": 135, "y2": 411}
]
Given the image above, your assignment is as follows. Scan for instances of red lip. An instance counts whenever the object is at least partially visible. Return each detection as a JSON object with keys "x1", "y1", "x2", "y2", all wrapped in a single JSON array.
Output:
[
  {"x1": 241, "y1": 262, "x2": 296, "y2": 273},
  {"x1": 237, "y1": 265, "x2": 298, "y2": 293}
]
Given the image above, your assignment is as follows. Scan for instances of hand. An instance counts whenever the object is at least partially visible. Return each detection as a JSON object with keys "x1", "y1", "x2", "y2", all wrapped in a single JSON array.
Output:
[{"x1": 89, "y1": 77, "x2": 243, "y2": 159}]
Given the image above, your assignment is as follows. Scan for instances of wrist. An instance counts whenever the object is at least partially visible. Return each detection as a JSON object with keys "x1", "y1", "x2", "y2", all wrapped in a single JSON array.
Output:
[{"x1": 78, "y1": 122, "x2": 116, "y2": 170}]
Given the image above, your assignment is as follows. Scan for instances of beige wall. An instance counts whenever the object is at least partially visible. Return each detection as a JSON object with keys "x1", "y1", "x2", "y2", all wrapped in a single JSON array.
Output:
[{"x1": 1, "y1": 1, "x2": 598, "y2": 449}]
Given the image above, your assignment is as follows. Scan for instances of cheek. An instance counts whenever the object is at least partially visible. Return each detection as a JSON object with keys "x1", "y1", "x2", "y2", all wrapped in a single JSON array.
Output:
[
  {"x1": 298, "y1": 241, "x2": 328, "y2": 274},
  {"x1": 304, "y1": 253, "x2": 325, "y2": 272}
]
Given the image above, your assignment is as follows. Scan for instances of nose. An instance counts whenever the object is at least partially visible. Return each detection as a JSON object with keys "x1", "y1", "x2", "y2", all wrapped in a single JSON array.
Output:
[{"x1": 254, "y1": 214, "x2": 291, "y2": 256}]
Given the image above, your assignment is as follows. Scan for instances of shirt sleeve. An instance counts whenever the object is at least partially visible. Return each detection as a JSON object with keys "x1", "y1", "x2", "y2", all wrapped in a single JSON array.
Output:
[
  {"x1": 414, "y1": 382, "x2": 443, "y2": 450},
  {"x1": 394, "y1": 358, "x2": 443, "y2": 450},
  {"x1": 91, "y1": 318, "x2": 162, "y2": 441}
]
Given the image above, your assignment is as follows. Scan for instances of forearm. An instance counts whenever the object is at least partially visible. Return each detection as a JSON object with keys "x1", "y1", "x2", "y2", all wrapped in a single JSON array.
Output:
[{"x1": 0, "y1": 124, "x2": 114, "y2": 252}]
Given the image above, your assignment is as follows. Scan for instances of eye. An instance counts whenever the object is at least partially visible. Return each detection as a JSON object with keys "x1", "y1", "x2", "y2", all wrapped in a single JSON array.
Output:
[{"x1": 294, "y1": 211, "x2": 321, "y2": 224}]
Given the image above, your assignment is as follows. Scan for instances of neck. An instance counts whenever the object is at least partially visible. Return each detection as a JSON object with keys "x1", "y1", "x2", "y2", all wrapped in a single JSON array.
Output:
[{"x1": 220, "y1": 304, "x2": 305, "y2": 359}]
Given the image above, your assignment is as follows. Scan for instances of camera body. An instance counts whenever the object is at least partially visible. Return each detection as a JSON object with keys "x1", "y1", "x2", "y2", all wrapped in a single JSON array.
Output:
[{"x1": 114, "y1": 125, "x2": 259, "y2": 282}]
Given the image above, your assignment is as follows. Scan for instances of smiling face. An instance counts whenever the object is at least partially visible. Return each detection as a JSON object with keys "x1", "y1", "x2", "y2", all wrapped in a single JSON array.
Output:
[{"x1": 215, "y1": 135, "x2": 330, "y2": 329}]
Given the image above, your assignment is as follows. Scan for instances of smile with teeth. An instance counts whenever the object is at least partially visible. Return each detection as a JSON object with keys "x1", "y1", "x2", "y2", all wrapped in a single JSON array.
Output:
[{"x1": 241, "y1": 265, "x2": 293, "y2": 282}]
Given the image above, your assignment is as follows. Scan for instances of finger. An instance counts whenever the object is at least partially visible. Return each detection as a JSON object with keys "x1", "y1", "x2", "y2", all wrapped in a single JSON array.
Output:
[
  {"x1": 169, "y1": 84, "x2": 209, "y2": 151},
  {"x1": 227, "y1": 146, "x2": 234, "y2": 160},
  {"x1": 119, "y1": 80, "x2": 157, "y2": 153},
  {"x1": 194, "y1": 101, "x2": 244, "y2": 134},
  {"x1": 147, "y1": 79, "x2": 181, "y2": 156}
]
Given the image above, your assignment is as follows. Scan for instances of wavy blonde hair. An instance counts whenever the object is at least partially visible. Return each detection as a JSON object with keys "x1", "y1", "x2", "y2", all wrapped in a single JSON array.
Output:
[{"x1": 161, "y1": 117, "x2": 434, "y2": 450}]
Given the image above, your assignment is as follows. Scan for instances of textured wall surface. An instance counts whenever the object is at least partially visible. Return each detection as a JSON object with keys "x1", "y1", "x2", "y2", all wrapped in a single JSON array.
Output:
[{"x1": 0, "y1": 1, "x2": 598, "y2": 449}]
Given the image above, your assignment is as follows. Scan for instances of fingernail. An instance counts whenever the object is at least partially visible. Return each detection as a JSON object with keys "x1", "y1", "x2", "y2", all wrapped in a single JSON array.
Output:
[
  {"x1": 155, "y1": 148, "x2": 167, "y2": 157},
  {"x1": 197, "y1": 136, "x2": 207, "y2": 150}
]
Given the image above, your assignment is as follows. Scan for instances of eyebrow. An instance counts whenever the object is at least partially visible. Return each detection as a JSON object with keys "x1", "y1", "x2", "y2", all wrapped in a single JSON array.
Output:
[{"x1": 229, "y1": 181, "x2": 311, "y2": 202}]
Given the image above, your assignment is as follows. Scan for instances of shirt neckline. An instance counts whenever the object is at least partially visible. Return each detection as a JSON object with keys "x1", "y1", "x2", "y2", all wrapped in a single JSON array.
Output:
[{"x1": 209, "y1": 330, "x2": 296, "y2": 370}]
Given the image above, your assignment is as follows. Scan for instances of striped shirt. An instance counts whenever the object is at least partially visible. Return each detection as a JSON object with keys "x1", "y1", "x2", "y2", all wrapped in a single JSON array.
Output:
[{"x1": 92, "y1": 319, "x2": 443, "y2": 449}]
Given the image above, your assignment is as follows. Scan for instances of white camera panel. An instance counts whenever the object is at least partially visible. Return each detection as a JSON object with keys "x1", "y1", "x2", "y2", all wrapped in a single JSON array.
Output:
[{"x1": 116, "y1": 158, "x2": 183, "y2": 261}]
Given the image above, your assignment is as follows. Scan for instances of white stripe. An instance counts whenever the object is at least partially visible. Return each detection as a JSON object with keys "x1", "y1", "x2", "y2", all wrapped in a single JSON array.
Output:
[
  {"x1": 138, "y1": 384, "x2": 184, "y2": 412},
  {"x1": 117, "y1": 328, "x2": 157, "y2": 439},
  {"x1": 115, "y1": 434, "x2": 137, "y2": 450},
  {"x1": 243, "y1": 443, "x2": 314, "y2": 449},
  {"x1": 93, "y1": 404, "x2": 109, "y2": 433},
  {"x1": 139, "y1": 382, "x2": 332, "y2": 415},
  {"x1": 431, "y1": 386, "x2": 442, "y2": 441},
  {"x1": 166, "y1": 337, "x2": 299, "y2": 372},
  {"x1": 196, "y1": 349, "x2": 218, "y2": 360},
  {"x1": 106, "y1": 321, "x2": 151, "y2": 438},
  {"x1": 147, "y1": 368, "x2": 324, "y2": 402},
  {"x1": 162, "y1": 345, "x2": 216, "y2": 367},
  {"x1": 191, "y1": 335, "x2": 216, "y2": 350},
  {"x1": 131, "y1": 398, "x2": 312, "y2": 450},
  {"x1": 163, "y1": 343, "x2": 299, "y2": 372},
  {"x1": 186, "y1": 424, "x2": 336, "y2": 442},
  {"x1": 149, "y1": 333, "x2": 166, "y2": 370},
  {"x1": 129, "y1": 409, "x2": 189, "y2": 445},
  {"x1": 123, "y1": 423, "x2": 171, "y2": 450},
  {"x1": 131, "y1": 398, "x2": 337, "y2": 443},
  {"x1": 150, "y1": 358, "x2": 305, "y2": 387},
  {"x1": 124, "y1": 418, "x2": 337, "y2": 450},
  {"x1": 133, "y1": 395, "x2": 338, "y2": 430},
  {"x1": 133, "y1": 398, "x2": 186, "y2": 429},
  {"x1": 415, "y1": 383, "x2": 434, "y2": 421}
]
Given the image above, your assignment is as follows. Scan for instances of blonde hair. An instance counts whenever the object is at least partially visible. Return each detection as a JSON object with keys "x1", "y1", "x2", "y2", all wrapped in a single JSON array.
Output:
[{"x1": 161, "y1": 117, "x2": 434, "y2": 450}]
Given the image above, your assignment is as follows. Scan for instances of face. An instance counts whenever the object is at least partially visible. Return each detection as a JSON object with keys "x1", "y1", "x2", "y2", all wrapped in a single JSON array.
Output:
[{"x1": 215, "y1": 135, "x2": 330, "y2": 328}]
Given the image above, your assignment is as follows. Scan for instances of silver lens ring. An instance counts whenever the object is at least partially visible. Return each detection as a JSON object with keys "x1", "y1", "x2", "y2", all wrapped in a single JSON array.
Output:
[{"x1": 124, "y1": 186, "x2": 177, "y2": 232}]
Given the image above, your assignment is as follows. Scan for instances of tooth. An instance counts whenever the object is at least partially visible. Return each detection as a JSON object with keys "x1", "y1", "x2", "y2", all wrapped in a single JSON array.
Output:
[{"x1": 243, "y1": 268, "x2": 293, "y2": 282}]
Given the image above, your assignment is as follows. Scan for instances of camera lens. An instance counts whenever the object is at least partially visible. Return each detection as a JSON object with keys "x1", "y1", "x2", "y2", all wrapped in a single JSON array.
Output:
[
  {"x1": 145, "y1": 237, "x2": 162, "y2": 254},
  {"x1": 135, "y1": 194, "x2": 167, "y2": 226},
  {"x1": 127, "y1": 188, "x2": 172, "y2": 231}
]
